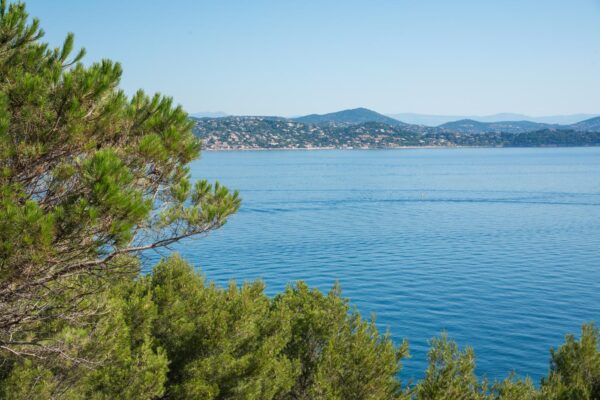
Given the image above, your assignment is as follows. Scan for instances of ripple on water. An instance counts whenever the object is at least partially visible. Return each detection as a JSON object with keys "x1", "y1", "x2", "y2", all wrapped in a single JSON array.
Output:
[{"x1": 145, "y1": 148, "x2": 600, "y2": 382}]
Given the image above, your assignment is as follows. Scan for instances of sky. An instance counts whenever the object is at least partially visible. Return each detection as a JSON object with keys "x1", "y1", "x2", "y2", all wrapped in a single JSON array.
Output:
[{"x1": 23, "y1": 0, "x2": 600, "y2": 117}]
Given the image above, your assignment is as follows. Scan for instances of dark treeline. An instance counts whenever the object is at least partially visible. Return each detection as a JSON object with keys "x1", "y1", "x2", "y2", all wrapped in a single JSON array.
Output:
[
  {"x1": 425, "y1": 129, "x2": 600, "y2": 148},
  {"x1": 0, "y1": 2, "x2": 599, "y2": 399}
]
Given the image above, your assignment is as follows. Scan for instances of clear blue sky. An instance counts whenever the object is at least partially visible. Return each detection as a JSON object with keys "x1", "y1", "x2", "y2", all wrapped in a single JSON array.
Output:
[{"x1": 23, "y1": 0, "x2": 600, "y2": 116}]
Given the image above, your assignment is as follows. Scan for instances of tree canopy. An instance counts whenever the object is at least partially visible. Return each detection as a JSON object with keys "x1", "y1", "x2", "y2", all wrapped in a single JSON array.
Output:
[{"x1": 0, "y1": 0, "x2": 239, "y2": 359}]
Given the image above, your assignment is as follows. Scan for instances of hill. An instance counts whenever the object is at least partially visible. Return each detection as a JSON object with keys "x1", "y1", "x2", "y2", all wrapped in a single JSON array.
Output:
[
  {"x1": 569, "y1": 116, "x2": 600, "y2": 131},
  {"x1": 193, "y1": 117, "x2": 423, "y2": 149},
  {"x1": 190, "y1": 108, "x2": 600, "y2": 149},
  {"x1": 438, "y1": 119, "x2": 555, "y2": 134},
  {"x1": 294, "y1": 107, "x2": 404, "y2": 126},
  {"x1": 387, "y1": 113, "x2": 598, "y2": 126},
  {"x1": 192, "y1": 116, "x2": 600, "y2": 150}
]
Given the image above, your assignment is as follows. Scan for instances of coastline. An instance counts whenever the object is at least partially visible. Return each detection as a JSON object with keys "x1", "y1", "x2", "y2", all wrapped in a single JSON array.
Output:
[
  {"x1": 203, "y1": 145, "x2": 473, "y2": 152},
  {"x1": 201, "y1": 144, "x2": 598, "y2": 152}
]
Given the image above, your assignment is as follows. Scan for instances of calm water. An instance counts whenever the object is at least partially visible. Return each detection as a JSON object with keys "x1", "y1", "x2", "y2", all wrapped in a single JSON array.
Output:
[{"x1": 148, "y1": 147, "x2": 600, "y2": 382}]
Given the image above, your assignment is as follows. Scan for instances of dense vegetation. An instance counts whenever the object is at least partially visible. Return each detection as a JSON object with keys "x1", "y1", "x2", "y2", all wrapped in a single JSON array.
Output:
[
  {"x1": 193, "y1": 117, "x2": 600, "y2": 150},
  {"x1": 3, "y1": 254, "x2": 600, "y2": 399},
  {"x1": 1, "y1": 2, "x2": 599, "y2": 398},
  {"x1": 293, "y1": 107, "x2": 405, "y2": 126}
]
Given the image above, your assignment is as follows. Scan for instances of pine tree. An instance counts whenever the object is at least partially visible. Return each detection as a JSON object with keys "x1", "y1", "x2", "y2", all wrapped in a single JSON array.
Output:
[
  {"x1": 540, "y1": 323, "x2": 600, "y2": 399},
  {"x1": 0, "y1": 0, "x2": 239, "y2": 360}
]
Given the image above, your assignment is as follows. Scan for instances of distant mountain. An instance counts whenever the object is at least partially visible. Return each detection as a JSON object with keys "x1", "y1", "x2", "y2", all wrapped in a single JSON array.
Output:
[
  {"x1": 192, "y1": 110, "x2": 599, "y2": 127},
  {"x1": 294, "y1": 107, "x2": 404, "y2": 126},
  {"x1": 385, "y1": 113, "x2": 466, "y2": 126},
  {"x1": 190, "y1": 111, "x2": 229, "y2": 118},
  {"x1": 387, "y1": 113, "x2": 598, "y2": 126},
  {"x1": 190, "y1": 108, "x2": 600, "y2": 150},
  {"x1": 192, "y1": 116, "x2": 600, "y2": 150},
  {"x1": 513, "y1": 114, "x2": 598, "y2": 125},
  {"x1": 569, "y1": 116, "x2": 600, "y2": 132},
  {"x1": 438, "y1": 119, "x2": 556, "y2": 134}
]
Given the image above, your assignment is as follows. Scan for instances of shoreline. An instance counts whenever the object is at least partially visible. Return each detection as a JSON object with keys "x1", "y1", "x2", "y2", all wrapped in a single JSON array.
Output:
[
  {"x1": 203, "y1": 145, "x2": 479, "y2": 152},
  {"x1": 202, "y1": 145, "x2": 599, "y2": 152}
]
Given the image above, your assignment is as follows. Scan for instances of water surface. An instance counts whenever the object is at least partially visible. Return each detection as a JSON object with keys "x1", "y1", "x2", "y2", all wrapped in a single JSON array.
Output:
[{"x1": 148, "y1": 147, "x2": 600, "y2": 382}]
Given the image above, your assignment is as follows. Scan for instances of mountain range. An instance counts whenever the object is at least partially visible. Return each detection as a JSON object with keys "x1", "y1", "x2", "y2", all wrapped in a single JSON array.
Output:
[
  {"x1": 387, "y1": 113, "x2": 598, "y2": 126},
  {"x1": 191, "y1": 108, "x2": 600, "y2": 150},
  {"x1": 193, "y1": 109, "x2": 598, "y2": 127},
  {"x1": 190, "y1": 111, "x2": 229, "y2": 118},
  {"x1": 285, "y1": 108, "x2": 600, "y2": 134}
]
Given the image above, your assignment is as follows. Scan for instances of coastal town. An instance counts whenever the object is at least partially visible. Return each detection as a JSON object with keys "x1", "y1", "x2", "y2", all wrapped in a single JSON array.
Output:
[{"x1": 192, "y1": 112, "x2": 600, "y2": 150}]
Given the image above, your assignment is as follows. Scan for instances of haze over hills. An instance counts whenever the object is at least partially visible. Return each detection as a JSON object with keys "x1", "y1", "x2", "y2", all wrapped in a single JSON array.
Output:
[
  {"x1": 190, "y1": 111, "x2": 229, "y2": 118},
  {"x1": 288, "y1": 108, "x2": 599, "y2": 133},
  {"x1": 386, "y1": 113, "x2": 598, "y2": 126},
  {"x1": 193, "y1": 109, "x2": 598, "y2": 127}
]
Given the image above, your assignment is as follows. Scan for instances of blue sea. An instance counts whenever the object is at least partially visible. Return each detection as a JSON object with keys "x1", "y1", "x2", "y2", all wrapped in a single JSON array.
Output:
[{"x1": 148, "y1": 147, "x2": 600, "y2": 382}]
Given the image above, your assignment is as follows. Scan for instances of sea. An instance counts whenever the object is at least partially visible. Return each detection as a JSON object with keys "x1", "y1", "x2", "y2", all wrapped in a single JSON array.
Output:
[{"x1": 145, "y1": 147, "x2": 600, "y2": 382}]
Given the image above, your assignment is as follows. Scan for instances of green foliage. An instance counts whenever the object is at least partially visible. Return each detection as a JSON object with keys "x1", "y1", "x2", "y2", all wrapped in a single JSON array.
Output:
[
  {"x1": 140, "y1": 255, "x2": 295, "y2": 400},
  {"x1": 0, "y1": 255, "x2": 410, "y2": 399},
  {"x1": 0, "y1": 0, "x2": 240, "y2": 358},
  {"x1": 0, "y1": 256, "x2": 599, "y2": 400},
  {"x1": 0, "y1": 360, "x2": 56, "y2": 400},
  {"x1": 415, "y1": 334, "x2": 488, "y2": 400},
  {"x1": 118, "y1": 255, "x2": 405, "y2": 399},
  {"x1": 489, "y1": 375, "x2": 537, "y2": 400},
  {"x1": 540, "y1": 324, "x2": 600, "y2": 399},
  {"x1": 0, "y1": 277, "x2": 168, "y2": 399},
  {"x1": 411, "y1": 325, "x2": 600, "y2": 400},
  {"x1": 0, "y1": 255, "x2": 409, "y2": 399},
  {"x1": 274, "y1": 282, "x2": 407, "y2": 399}
]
